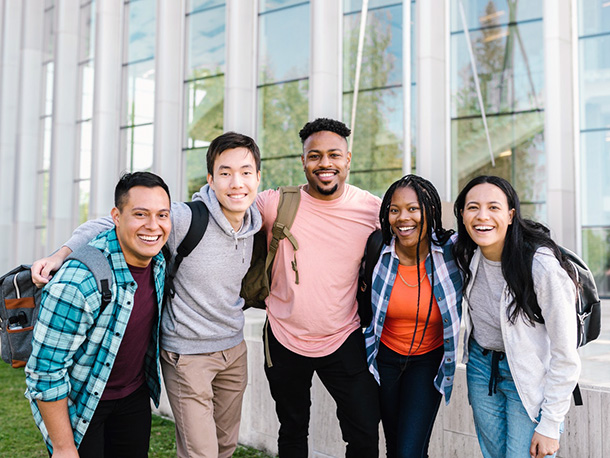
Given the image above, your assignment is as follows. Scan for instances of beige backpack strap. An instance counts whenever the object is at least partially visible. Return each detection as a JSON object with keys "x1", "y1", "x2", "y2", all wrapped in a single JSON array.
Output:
[{"x1": 265, "y1": 186, "x2": 301, "y2": 284}]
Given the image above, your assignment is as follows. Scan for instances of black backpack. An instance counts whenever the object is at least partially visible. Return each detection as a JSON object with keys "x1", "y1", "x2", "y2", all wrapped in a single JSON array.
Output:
[
  {"x1": 356, "y1": 229, "x2": 384, "y2": 328},
  {"x1": 0, "y1": 245, "x2": 113, "y2": 368}
]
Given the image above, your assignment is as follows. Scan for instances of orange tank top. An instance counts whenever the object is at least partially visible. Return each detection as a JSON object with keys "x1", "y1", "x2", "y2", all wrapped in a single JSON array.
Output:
[{"x1": 380, "y1": 261, "x2": 444, "y2": 356}]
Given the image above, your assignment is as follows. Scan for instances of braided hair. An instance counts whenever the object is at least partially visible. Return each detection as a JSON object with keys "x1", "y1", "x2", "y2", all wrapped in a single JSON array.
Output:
[{"x1": 379, "y1": 174, "x2": 454, "y2": 352}]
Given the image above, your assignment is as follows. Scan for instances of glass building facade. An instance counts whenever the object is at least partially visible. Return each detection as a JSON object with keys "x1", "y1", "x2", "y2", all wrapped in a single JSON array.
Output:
[{"x1": 0, "y1": 0, "x2": 609, "y2": 296}]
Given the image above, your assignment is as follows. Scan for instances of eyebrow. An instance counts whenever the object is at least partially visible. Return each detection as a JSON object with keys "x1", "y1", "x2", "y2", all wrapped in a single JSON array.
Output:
[
  {"x1": 217, "y1": 164, "x2": 254, "y2": 170},
  {"x1": 306, "y1": 148, "x2": 342, "y2": 154},
  {"x1": 132, "y1": 207, "x2": 171, "y2": 213}
]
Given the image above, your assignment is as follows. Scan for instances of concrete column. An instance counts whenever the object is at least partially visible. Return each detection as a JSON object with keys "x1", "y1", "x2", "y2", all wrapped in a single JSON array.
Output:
[
  {"x1": 153, "y1": 0, "x2": 184, "y2": 198},
  {"x1": 402, "y1": 0, "x2": 412, "y2": 174},
  {"x1": 225, "y1": 0, "x2": 257, "y2": 137},
  {"x1": 0, "y1": 1, "x2": 22, "y2": 271},
  {"x1": 310, "y1": 0, "x2": 341, "y2": 120},
  {"x1": 544, "y1": 0, "x2": 577, "y2": 250},
  {"x1": 90, "y1": 0, "x2": 122, "y2": 219},
  {"x1": 14, "y1": 0, "x2": 44, "y2": 265},
  {"x1": 47, "y1": 0, "x2": 80, "y2": 249},
  {"x1": 416, "y1": 0, "x2": 449, "y2": 200}
]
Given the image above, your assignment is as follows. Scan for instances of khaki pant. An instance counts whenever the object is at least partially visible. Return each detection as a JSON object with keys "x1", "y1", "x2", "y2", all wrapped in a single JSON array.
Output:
[{"x1": 160, "y1": 341, "x2": 248, "y2": 458}]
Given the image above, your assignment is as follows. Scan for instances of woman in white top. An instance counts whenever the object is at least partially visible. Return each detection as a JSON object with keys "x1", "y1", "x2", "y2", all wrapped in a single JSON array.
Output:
[{"x1": 453, "y1": 176, "x2": 581, "y2": 458}]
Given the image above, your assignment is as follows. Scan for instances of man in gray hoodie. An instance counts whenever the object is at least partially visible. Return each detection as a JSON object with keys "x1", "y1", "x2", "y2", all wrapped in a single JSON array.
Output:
[{"x1": 31, "y1": 132, "x2": 262, "y2": 458}]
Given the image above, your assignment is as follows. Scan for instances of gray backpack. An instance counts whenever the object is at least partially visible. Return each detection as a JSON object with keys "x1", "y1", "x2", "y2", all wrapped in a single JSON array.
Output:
[{"x1": 0, "y1": 245, "x2": 113, "y2": 368}]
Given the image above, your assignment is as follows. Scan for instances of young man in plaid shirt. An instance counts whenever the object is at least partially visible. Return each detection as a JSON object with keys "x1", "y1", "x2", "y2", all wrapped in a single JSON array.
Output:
[{"x1": 25, "y1": 172, "x2": 171, "y2": 458}]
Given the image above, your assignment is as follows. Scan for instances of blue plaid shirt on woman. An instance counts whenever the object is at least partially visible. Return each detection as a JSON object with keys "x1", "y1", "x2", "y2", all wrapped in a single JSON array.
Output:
[
  {"x1": 25, "y1": 229, "x2": 165, "y2": 451},
  {"x1": 363, "y1": 233, "x2": 463, "y2": 403}
]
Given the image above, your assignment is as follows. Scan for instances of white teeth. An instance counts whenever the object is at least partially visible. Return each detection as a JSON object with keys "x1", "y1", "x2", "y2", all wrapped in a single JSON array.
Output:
[
  {"x1": 398, "y1": 226, "x2": 415, "y2": 231},
  {"x1": 229, "y1": 194, "x2": 246, "y2": 199},
  {"x1": 139, "y1": 235, "x2": 159, "y2": 241},
  {"x1": 475, "y1": 225, "x2": 493, "y2": 231},
  {"x1": 318, "y1": 172, "x2": 334, "y2": 177}
]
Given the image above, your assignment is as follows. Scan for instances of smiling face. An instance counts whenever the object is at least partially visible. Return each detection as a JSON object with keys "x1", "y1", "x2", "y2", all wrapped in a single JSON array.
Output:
[
  {"x1": 301, "y1": 130, "x2": 351, "y2": 201},
  {"x1": 389, "y1": 186, "x2": 429, "y2": 261},
  {"x1": 461, "y1": 183, "x2": 515, "y2": 261},
  {"x1": 112, "y1": 185, "x2": 171, "y2": 267},
  {"x1": 207, "y1": 146, "x2": 261, "y2": 230}
]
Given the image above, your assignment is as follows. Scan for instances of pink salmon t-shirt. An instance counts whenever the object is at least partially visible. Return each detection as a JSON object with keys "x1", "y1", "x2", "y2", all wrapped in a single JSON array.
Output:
[{"x1": 256, "y1": 185, "x2": 381, "y2": 357}]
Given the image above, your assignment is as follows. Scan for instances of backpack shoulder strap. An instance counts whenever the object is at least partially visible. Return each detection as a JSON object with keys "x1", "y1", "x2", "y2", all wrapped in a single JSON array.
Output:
[
  {"x1": 266, "y1": 186, "x2": 301, "y2": 283},
  {"x1": 166, "y1": 200, "x2": 209, "y2": 299},
  {"x1": 66, "y1": 245, "x2": 114, "y2": 312}
]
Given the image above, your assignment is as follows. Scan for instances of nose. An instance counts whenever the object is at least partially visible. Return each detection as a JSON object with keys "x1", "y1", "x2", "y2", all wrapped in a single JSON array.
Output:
[
  {"x1": 230, "y1": 173, "x2": 244, "y2": 188},
  {"x1": 319, "y1": 154, "x2": 331, "y2": 167},
  {"x1": 145, "y1": 215, "x2": 160, "y2": 229}
]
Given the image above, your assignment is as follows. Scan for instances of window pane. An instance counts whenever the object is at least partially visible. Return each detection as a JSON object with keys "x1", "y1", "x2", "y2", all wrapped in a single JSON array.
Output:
[
  {"x1": 581, "y1": 130, "x2": 610, "y2": 227},
  {"x1": 451, "y1": 111, "x2": 546, "y2": 220},
  {"x1": 188, "y1": 0, "x2": 225, "y2": 14},
  {"x1": 79, "y1": 122, "x2": 92, "y2": 179},
  {"x1": 124, "y1": 125, "x2": 154, "y2": 171},
  {"x1": 43, "y1": 7, "x2": 55, "y2": 61},
  {"x1": 80, "y1": 63, "x2": 94, "y2": 120},
  {"x1": 260, "y1": 0, "x2": 307, "y2": 14},
  {"x1": 582, "y1": 228, "x2": 610, "y2": 297},
  {"x1": 579, "y1": 35, "x2": 610, "y2": 131},
  {"x1": 349, "y1": 169, "x2": 402, "y2": 198},
  {"x1": 78, "y1": 180, "x2": 91, "y2": 224},
  {"x1": 257, "y1": 79, "x2": 309, "y2": 159},
  {"x1": 43, "y1": 62, "x2": 54, "y2": 115},
  {"x1": 258, "y1": 3, "x2": 310, "y2": 84},
  {"x1": 185, "y1": 76, "x2": 225, "y2": 149},
  {"x1": 344, "y1": 0, "x2": 403, "y2": 15},
  {"x1": 123, "y1": 60, "x2": 156, "y2": 126},
  {"x1": 79, "y1": 1, "x2": 95, "y2": 62},
  {"x1": 451, "y1": 22, "x2": 544, "y2": 118},
  {"x1": 450, "y1": 0, "x2": 542, "y2": 33},
  {"x1": 185, "y1": 147, "x2": 208, "y2": 198},
  {"x1": 343, "y1": 5, "x2": 402, "y2": 92},
  {"x1": 260, "y1": 156, "x2": 305, "y2": 190},
  {"x1": 578, "y1": 0, "x2": 610, "y2": 36},
  {"x1": 343, "y1": 87, "x2": 404, "y2": 174},
  {"x1": 42, "y1": 117, "x2": 53, "y2": 170},
  {"x1": 186, "y1": 5, "x2": 226, "y2": 80},
  {"x1": 126, "y1": 0, "x2": 156, "y2": 63}
]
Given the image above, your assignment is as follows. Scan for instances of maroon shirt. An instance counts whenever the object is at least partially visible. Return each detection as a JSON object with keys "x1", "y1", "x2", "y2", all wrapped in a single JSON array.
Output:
[{"x1": 102, "y1": 262, "x2": 157, "y2": 400}]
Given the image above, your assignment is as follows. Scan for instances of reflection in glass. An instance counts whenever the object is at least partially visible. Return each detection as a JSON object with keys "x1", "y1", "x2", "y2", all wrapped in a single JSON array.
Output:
[
  {"x1": 124, "y1": 60, "x2": 155, "y2": 126},
  {"x1": 260, "y1": 0, "x2": 308, "y2": 14},
  {"x1": 126, "y1": 0, "x2": 156, "y2": 63},
  {"x1": 583, "y1": 228, "x2": 610, "y2": 297},
  {"x1": 344, "y1": 0, "x2": 403, "y2": 15},
  {"x1": 257, "y1": 80, "x2": 309, "y2": 159},
  {"x1": 189, "y1": 0, "x2": 225, "y2": 14},
  {"x1": 451, "y1": 112, "x2": 545, "y2": 220},
  {"x1": 579, "y1": 35, "x2": 610, "y2": 131},
  {"x1": 343, "y1": 5, "x2": 403, "y2": 92},
  {"x1": 343, "y1": 87, "x2": 403, "y2": 195},
  {"x1": 79, "y1": 180, "x2": 91, "y2": 224},
  {"x1": 451, "y1": 22, "x2": 544, "y2": 118},
  {"x1": 79, "y1": 122, "x2": 92, "y2": 179},
  {"x1": 124, "y1": 125, "x2": 154, "y2": 172},
  {"x1": 79, "y1": 1, "x2": 95, "y2": 62},
  {"x1": 260, "y1": 156, "x2": 306, "y2": 190},
  {"x1": 258, "y1": 3, "x2": 310, "y2": 85},
  {"x1": 450, "y1": 0, "x2": 542, "y2": 33},
  {"x1": 185, "y1": 147, "x2": 208, "y2": 199},
  {"x1": 578, "y1": 0, "x2": 610, "y2": 37},
  {"x1": 581, "y1": 131, "x2": 610, "y2": 227},
  {"x1": 186, "y1": 6, "x2": 225, "y2": 80},
  {"x1": 185, "y1": 76, "x2": 225, "y2": 149}
]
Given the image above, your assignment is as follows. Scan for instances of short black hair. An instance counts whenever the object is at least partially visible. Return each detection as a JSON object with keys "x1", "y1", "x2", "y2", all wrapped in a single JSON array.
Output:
[
  {"x1": 206, "y1": 132, "x2": 261, "y2": 176},
  {"x1": 114, "y1": 172, "x2": 171, "y2": 211},
  {"x1": 298, "y1": 118, "x2": 351, "y2": 145}
]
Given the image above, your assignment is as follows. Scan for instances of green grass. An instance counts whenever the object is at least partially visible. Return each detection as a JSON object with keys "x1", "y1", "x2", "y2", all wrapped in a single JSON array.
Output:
[{"x1": 0, "y1": 363, "x2": 273, "y2": 457}]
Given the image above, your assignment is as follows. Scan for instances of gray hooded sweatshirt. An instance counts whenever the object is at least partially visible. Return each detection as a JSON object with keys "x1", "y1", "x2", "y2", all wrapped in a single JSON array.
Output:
[{"x1": 64, "y1": 184, "x2": 262, "y2": 354}]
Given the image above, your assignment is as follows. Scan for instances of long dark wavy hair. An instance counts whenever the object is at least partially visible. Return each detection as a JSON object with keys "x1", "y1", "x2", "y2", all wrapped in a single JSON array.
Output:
[
  {"x1": 380, "y1": 174, "x2": 454, "y2": 350},
  {"x1": 453, "y1": 175, "x2": 577, "y2": 325}
]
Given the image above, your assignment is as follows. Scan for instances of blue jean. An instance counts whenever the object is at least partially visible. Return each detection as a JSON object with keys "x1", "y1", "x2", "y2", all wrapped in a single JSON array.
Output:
[
  {"x1": 377, "y1": 342, "x2": 443, "y2": 458},
  {"x1": 467, "y1": 338, "x2": 558, "y2": 458}
]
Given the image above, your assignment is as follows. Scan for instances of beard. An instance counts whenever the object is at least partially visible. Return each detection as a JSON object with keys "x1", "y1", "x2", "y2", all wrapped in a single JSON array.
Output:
[{"x1": 316, "y1": 184, "x2": 338, "y2": 196}]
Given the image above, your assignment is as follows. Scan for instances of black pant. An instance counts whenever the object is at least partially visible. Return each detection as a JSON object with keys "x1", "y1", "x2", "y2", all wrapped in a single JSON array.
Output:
[
  {"x1": 264, "y1": 326, "x2": 380, "y2": 458},
  {"x1": 77, "y1": 384, "x2": 152, "y2": 458}
]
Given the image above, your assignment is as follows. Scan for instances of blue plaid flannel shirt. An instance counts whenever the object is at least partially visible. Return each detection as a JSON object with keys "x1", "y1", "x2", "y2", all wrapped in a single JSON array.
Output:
[
  {"x1": 25, "y1": 229, "x2": 165, "y2": 451},
  {"x1": 363, "y1": 233, "x2": 463, "y2": 403}
]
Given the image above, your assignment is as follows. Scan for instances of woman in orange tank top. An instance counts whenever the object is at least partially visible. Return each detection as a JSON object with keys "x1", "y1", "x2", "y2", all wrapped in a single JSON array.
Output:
[{"x1": 363, "y1": 175, "x2": 463, "y2": 458}]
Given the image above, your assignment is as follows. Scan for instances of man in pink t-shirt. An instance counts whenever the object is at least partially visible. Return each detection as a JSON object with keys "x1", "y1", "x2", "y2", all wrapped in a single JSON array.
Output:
[{"x1": 256, "y1": 118, "x2": 382, "y2": 458}]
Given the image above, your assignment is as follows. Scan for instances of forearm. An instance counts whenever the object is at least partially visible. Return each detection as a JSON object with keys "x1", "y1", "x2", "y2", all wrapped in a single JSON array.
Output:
[
  {"x1": 38, "y1": 398, "x2": 79, "y2": 455},
  {"x1": 64, "y1": 216, "x2": 114, "y2": 251}
]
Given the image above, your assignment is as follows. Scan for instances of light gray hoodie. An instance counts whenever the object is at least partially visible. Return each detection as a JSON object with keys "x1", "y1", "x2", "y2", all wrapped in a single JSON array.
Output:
[{"x1": 65, "y1": 184, "x2": 262, "y2": 354}]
